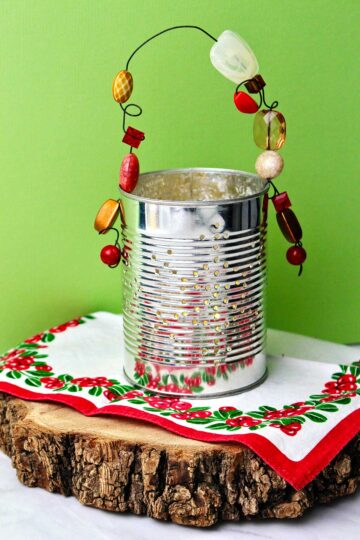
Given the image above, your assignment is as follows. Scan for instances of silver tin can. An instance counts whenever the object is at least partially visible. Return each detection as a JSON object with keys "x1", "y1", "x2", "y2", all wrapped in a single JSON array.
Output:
[{"x1": 120, "y1": 168, "x2": 268, "y2": 397}]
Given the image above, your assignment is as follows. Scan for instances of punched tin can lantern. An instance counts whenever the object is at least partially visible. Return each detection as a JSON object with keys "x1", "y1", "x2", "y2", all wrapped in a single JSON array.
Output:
[
  {"x1": 97, "y1": 26, "x2": 306, "y2": 397},
  {"x1": 120, "y1": 168, "x2": 268, "y2": 396}
]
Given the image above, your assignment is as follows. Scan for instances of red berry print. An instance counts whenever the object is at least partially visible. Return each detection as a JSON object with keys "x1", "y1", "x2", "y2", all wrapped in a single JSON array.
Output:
[
  {"x1": 66, "y1": 319, "x2": 81, "y2": 328},
  {"x1": 4, "y1": 356, "x2": 34, "y2": 371},
  {"x1": 322, "y1": 375, "x2": 358, "y2": 396},
  {"x1": 135, "y1": 362, "x2": 146, "y2": 376},
  {"x1": 39, "y1": 377, "x2": 63, "y2": 389},
  {"x1": 340, "y1": 383, "x2": 357, "y2": 391},
  {"x1": 36, "y1": 365, "x2": 52, "y2": 372},
  {"x1": 146, "y1": 381, "x2": 159, "y2": 390},
  {"x1": 264, "y1": 410, "x2": 282, "y2": 420},
  {"x1": 72, "y1": 377, "x2": 112, "y2": 388},
  {"x1": 2, "y1": 349, "x2": 26, "y2": 361},
  {"x1": 225, "y1": 416, "x2": 261, "y2": 428},
  {"x1": 280, "y1": 423, "x2": 302, "y2": 436},
  {"x1": 50, "y1": 324, "x2": 69, "y2": 333},
  {"x1": 170, "y1": 401, "x2": 192, "y2": 411},
  {"x1": 184, "y1": 376, "x2": 202, "y2": 388},
  {"x1": 122, "y1": 390, "x2": 143, "y2": 399},
  {"x1": 283, "y1": 406, "x2": 312, "y2": 417},
  {"x1": 244, "y1": 356, "x2": 254, "y2": 367},
  {"x1": 189, "y1": 410, "x2": 212, "y2": 419},
  {"x1": 25, "y1": 333, "x2": 44, "y2": 344},
  {"x1": 104, "y1": 390, "x2": 118, "y2": 401},
  {"x1": 320, "y1": 395, "x2": 342, "y2": 403},
  {"x1": 166, "y1": 384, "x2": 181, "y2": 394},
  {"x1": 49, "y1": 318, "x2": 81, "y2": 334},
  {"x1": 144, "y1": 397, "x2": 173, "y2": 410},
  {"x1": 270, "y1": 422, "x2": 302, "y2": 436},
  {"x1": 171, "y1": 412, "x2": 193, "y2": 420},
  {"x1": 265, "y1": 406, "x2": 312, "y2": 419}
]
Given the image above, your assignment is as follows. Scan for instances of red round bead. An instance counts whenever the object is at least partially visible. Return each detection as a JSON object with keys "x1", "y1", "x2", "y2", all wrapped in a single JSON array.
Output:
[
  {"x1": 233, "y1": 91, "x2": 259, "y2": 114},
  {"x1": 286, "y1": 246, "x2": 307, "y2": 266},
  {"x1": 100, "y1": 245, "x2": 121, "y2": 266},
  {"x1": 119, "y1": 153, "x2": 139, "y2": 193}
]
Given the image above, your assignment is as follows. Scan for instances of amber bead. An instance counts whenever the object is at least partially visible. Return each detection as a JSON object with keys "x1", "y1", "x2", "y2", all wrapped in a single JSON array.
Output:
[
  {"x1": 94, "y1": 199, "x2": 120, "y2": 233},
  {"x1": 253, "y1": 110, "x2": 286, "y2": 150},
  {"x1": 276, "y1": 208, "x2": 302, "y2": 243}
]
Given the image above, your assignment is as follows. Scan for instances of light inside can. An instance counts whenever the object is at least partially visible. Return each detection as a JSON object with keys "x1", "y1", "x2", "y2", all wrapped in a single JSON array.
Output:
[{"x1": 131, "y1": 168, "x2": 266, "y2": 203}]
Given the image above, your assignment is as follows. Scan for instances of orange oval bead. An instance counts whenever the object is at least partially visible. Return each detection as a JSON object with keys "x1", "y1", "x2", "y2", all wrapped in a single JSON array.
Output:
[
  {"x1": 119, "y1": 153, "x2": 139, "y2": 193},
  {"x1": 112, "y1": 70, "x2": 133, "y2": 103},
  {"x1": 276, "y1": 209, "x2": 302, "y2": 243},
  {"x1": 253, "y1": 110, "x2": 286, "y2": 150},
  {"x1": 94, "y1": 199, "x2": 120, "y2": 233}
]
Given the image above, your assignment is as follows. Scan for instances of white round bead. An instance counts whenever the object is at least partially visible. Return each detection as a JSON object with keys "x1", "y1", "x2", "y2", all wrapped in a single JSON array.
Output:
[{"x1": 255, "y1": 150, "x2": 284, "y2": 179}]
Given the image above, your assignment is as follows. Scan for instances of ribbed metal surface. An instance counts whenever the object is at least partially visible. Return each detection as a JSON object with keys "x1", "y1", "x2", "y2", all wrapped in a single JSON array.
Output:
[{"x1": 120, "y1": 168, "x2": 268, "y2": 397}]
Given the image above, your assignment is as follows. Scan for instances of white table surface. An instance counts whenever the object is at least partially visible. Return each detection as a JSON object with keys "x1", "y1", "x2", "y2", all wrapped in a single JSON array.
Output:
[{"x1": 1, "y1": 329, "x2": 360, "y2": 540}]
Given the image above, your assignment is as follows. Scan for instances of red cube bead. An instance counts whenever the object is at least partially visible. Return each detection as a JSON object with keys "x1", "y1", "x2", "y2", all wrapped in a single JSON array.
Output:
[
  {"x1": 272, "y1": 191, "x2": 291, "y2": 212},
  {"x1": 122, "y1": 126, "x2": 145, "y2": 149}
]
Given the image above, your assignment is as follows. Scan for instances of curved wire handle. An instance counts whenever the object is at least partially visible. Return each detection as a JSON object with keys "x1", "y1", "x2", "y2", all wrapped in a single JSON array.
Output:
[
  {"x1": 125, "y1": 25, "x2": 217, "y2": 71},
  {"x1": 120, "y1": 25, "x2": 217, "y2": 136},
  {"x1": 120, "y1": 25, "x2": 279, "y2": 137}
]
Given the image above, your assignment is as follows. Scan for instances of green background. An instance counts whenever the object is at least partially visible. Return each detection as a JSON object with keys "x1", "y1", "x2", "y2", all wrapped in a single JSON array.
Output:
[{"x1": 0, "y1": 0, "x2": 359, "y2": 351}]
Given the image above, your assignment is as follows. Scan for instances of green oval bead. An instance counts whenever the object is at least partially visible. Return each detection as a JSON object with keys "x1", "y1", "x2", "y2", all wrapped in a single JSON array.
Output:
[{"x1": 253, "y1": 109, "x2": 286, "y2": 150}]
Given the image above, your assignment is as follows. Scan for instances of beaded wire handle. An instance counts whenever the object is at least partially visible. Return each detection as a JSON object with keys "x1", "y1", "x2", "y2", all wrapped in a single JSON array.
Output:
[
  {"x1": 120, "y1": 25, "x2": 217, "y2": 137},
  {"x1": 96, "y1": 26, "x2": 306, "y2": 274}
]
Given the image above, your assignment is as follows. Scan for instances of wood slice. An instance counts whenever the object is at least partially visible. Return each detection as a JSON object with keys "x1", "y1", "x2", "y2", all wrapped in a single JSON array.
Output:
[{"x1": 0, "y1": 392, "x2": 359, "y2": 527}]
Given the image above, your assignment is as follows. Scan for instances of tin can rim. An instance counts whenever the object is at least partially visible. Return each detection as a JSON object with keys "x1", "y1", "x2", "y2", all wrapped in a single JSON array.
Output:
[{"x1": 119, "y1": 167, "x2": 269, "y2": 206}]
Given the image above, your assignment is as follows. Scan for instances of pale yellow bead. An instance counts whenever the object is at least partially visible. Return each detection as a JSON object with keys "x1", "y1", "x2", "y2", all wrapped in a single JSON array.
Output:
[
  {"x1": 255, "y1": 150, "x2": 284, "y2": 180},
  {"x1": 210, "y1": 30, "x2": 259, "y2": 84}
]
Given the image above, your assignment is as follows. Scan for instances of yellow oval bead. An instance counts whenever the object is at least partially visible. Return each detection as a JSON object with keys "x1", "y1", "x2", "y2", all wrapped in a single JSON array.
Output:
[
  {"x1": 253, "y1": 110, "x2": 286, "y2": 150},
  {"x1": 112, "y1": 70, "x2": 133, "y2": 103},
  {"x1": 94, "y1": 199, "x2": 120, "y2": 232}
]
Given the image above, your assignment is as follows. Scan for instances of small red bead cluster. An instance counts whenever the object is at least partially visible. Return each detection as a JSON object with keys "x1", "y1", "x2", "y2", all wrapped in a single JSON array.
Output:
[
  {"x1": 96, "y1": 73, "x2": 146, "y2": 267},
  {"x1": 112, "y1": 70, "x2": 144, "y2": 194},
  {"x1": 233, "y1": 75, "x2": 307, "y2": 274},
  {"x1": 120, "y1": 124, "x2": 144, "y2": 193},
  {"x1": 272, "y1": 191, "x2": 306, "y2": 271}
]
